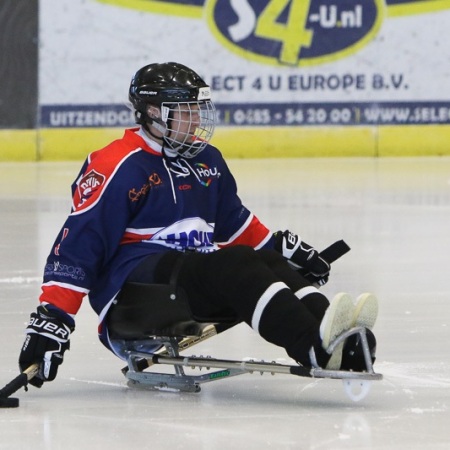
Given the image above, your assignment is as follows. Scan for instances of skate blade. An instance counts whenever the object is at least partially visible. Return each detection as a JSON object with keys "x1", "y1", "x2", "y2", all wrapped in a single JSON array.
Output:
[{"x1": 343, "y1": 379, "x2": 372, "y2": 402}]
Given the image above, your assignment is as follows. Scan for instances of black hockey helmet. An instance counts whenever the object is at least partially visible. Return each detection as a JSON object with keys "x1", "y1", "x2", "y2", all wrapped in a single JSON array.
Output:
[
  {"x1": 128, "y1": 62, "x2": 216, "y2": 158},
  {"x1": 129, "y1": 62, "x2": 211, "y2": 123}
]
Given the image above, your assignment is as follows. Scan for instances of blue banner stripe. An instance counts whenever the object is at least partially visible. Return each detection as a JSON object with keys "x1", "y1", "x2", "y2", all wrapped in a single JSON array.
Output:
[{"x1": 40, "y1": 102, "x2": 450, "y2": 127}]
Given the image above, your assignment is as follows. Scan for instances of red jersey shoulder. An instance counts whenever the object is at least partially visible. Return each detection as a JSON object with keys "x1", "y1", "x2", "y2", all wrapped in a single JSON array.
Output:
[{"x1": 71, "y1": 129, "x2": 150, "y2": 214}]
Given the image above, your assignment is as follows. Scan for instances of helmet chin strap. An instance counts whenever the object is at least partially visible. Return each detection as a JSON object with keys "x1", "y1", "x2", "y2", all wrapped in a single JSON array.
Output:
[
  {"x1": 142, "y1": 118, "x2": 180, "y2": 158},
  {"x1": 149, "y1": 117, "x2": 167, "y2": 135},
  {"x1": 143, "y1": 115, "x2": 172, "y2": 147},
  {"x1": 144, "y1": 104, "x2": 183, "y2": 156},
  {"x1": 143, "y1": 115, "x2": 165, "y2": 135}
]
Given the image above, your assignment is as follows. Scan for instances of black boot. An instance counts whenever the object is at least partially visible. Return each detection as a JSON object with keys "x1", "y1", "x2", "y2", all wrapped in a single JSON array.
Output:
[{"x1": 340, "y1": 329, "x2": 377, "y2": 372}]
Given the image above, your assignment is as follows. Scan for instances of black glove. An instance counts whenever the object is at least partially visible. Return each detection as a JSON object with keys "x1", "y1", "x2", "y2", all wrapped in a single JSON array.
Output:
[
  {"x1": 19, "y1": 305, "x2": 74, "y2": 388},
  {"x1": 274, "y1": 230, "x2": 330, "y2": 286}
]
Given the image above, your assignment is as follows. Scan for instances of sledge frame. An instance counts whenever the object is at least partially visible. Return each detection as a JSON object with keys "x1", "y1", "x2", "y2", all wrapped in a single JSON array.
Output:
[
  {"x1": 115, "y1": 324, "x2": 382, "y2": 394},
  {"x1": 107, "y1": 239, "x2": 382, "y2": 396}
]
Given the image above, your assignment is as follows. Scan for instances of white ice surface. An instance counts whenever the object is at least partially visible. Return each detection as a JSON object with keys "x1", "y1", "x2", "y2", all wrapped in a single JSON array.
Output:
[{"x1": 1, "y1": 158, "x2": 450, "y2": 449}]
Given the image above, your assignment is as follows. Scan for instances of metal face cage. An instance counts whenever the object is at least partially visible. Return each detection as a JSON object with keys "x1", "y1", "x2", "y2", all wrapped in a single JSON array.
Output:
[{"x1": 161, "y1": 100, "x2": 216, "y2": 158}]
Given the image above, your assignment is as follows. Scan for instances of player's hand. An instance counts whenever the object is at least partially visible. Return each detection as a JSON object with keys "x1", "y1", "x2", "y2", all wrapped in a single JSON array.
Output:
[
  {"x1": 274, "y1": 230, "x2": 330, "y2": 286},
  {"x1": 18, "y1": 305, "x2": 74, "y2": 387}
]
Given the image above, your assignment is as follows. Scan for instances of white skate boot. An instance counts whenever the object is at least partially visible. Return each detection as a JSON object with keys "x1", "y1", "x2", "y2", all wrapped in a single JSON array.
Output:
[
  {"x1": 351, "y1": 293, "x2": 378, "y2": 330},
  {"x1": 319, "y1": 293, "x2": 354, "y2": 370}
]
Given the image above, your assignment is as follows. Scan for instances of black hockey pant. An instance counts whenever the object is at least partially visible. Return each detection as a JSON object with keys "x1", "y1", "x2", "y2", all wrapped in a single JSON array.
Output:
[{"x1": 151, "y1": 246, "x2": 330, "y2": 366}]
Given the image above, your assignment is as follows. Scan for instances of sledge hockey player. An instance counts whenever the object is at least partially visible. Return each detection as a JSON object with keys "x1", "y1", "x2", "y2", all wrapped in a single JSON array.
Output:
[{"x1": 18, "y1": 62, "x2": 378, "y2": 388}]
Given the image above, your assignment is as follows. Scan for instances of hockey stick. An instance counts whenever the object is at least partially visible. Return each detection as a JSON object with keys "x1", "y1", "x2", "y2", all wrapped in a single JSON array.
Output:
[
  {"x1": 122, "y1": 239, "x2": 350, "y2": 374},
  {"x1": 0, "y1": 363, "x2": 39, "y2": 408},
  {"x1": 318, "y1": 239, "x2": 350, "y2": 264},
  {"x1": 298, "y1": 239, "x2": 350, "y2": 282}
]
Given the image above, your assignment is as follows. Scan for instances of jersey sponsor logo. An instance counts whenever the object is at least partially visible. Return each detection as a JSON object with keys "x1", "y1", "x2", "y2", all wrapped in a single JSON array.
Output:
[
  {"x1": 77, "y1": 169, "x2": 106, "y2": 207},
  {"x1": 149, "y1": 217, "x2": 216, "y2": 251},
  {"x1": 128, "y1": 172, "x2": 163, "y2": 202},
  {"x1": 194, "y1": 163, "x2": 219, "y2": 187},
  {"x1": 44, "y1": 261, "x2": 86, "y2": 281}
]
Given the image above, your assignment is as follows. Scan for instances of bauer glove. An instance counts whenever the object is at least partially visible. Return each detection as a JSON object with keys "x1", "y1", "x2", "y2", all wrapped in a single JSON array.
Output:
[
  {"x1": 19, "y1": 305, "x2": 74, "y2": 388},
  {"x1": 274, "y1": 230, "x2": 330, "y2": 286}
]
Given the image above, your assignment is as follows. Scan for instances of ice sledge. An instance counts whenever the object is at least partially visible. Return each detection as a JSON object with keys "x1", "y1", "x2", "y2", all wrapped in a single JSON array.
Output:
[{"x1": 107, "y1": 281, "x2": 382, "y2": 401}]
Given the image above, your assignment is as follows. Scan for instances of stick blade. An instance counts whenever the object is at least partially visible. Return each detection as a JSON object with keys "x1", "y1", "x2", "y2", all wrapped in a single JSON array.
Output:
[{"x1": 0, "y1": 397, "x2": 19, "y2": 408}]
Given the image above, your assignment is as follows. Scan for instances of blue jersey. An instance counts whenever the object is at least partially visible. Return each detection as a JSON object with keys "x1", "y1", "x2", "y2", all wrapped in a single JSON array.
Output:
[{"x1": 40, "y1": 127, "x2": 274, "y2": 336}]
